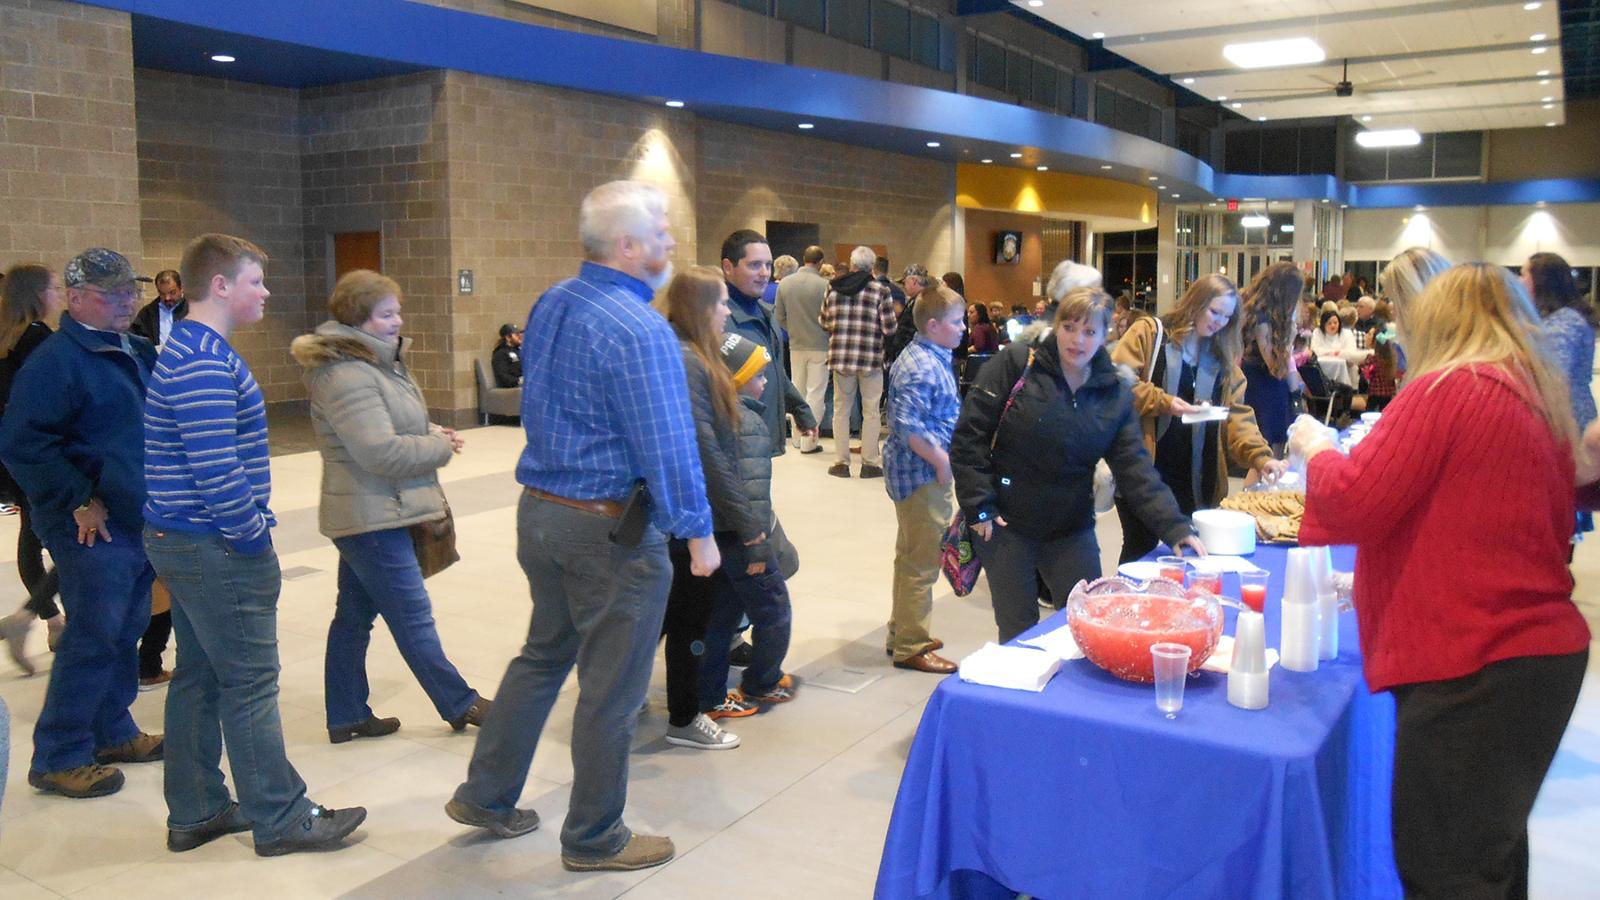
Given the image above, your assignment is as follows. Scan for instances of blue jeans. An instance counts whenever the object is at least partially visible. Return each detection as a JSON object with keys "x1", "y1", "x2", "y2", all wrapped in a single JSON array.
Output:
[
  {"x1": 454, "y1": 492, "x2": 672, "y2": 860},
  {"x1": 144, "y1": 527, "x2": 313, "y2": 841},
  {"x1": 32, "y1": 526, "x2": 152, "y2": 773},
  {"x1": 326, "y1": 528, "x2": 477, "y2": 729},
  {"x1": 697, "y1": 532, "x2": 791, "y2": 709}
]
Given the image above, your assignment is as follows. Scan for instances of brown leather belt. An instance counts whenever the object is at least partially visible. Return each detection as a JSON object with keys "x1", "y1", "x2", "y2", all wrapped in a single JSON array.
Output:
[{"x1": 525, "y1": 486, "x2": 624, "y2": 519}]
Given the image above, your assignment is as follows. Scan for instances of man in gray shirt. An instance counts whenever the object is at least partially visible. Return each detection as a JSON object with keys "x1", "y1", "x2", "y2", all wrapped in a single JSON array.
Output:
[{"x1": 775, "y1": 245, "x2": 830, "y2": 453}]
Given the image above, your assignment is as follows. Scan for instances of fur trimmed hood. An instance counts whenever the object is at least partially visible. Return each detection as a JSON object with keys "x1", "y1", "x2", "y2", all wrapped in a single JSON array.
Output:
[{"x1": 291, "y1": 320, "x2": 401, "y2": 370}]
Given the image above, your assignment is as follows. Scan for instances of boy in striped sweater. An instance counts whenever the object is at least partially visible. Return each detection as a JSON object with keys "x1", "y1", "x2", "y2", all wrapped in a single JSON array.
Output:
[{"x1": 143, "y1": 233, "x2": 364, "y2": 857}]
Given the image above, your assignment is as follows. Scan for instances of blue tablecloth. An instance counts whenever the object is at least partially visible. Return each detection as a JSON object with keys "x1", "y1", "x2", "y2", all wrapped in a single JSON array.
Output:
[{"x1": 875, "y1": 544, "x2": 1402, "y2": 899}]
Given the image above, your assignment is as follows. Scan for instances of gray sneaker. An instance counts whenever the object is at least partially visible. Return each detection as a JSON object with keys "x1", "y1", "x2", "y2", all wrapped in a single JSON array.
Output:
[
  {"x1": 665, "y1": 714, "x2": 740, "y2": 750},
  {"x1": 254, "y1": 805, "x2": 366, "y2": 857},
  {"x1": 444, "y1": 797, "x2": 540, "y2": 839},
  {"x1": 562, "y1": 833, "x2": 675, "y2": 872}
]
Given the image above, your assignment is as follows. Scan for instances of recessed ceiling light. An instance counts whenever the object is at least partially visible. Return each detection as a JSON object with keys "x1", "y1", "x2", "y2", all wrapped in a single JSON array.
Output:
[
  {"x1": 1547, "y1": 121, "x2": 1558, "y2": 126},
  {"x1": 1148, "y1": 176, "x2": 1159, "y2": 181},
  {"x1": 1258, "y1": 116, "x2": 1267, "y2": 121},
  {"x1": 1542, "y1": 96, "x2": 1554, "y2": 102},
  {"x1": 1157, "y1": 185, "x2": 1166, "y2": 190},
  {"x1": 797, "y1": 122, "x2": 814, "y2": 129},
  {"x1": 1217, "y1": 95, "x2": 1229, "y2": 101},
  {"x1": 209, "y1": 53, "x2": 236, "y2": 63},
  {"x1": 1525, "y1": 1, "x2": 1542, "y2": 9},
  {"x1": 1036, "y1": 165, "x2": 1050, "y2": 171},
  {"x1": 1530, "y1": 33, "x2": 1547, "y2": 41},
  {"x1": 1182, "y1": 77, "x2": 1195, "y2": 84},
  {"x1": 664, "y1": 100, "x2": 684, "y2": 108},
  {"x1": 1320, "y1": 198, "x2": 1329, "y2": 203},
  {"x1": 1537, "y1": 70, "x2": 1551, "y2": 76},
  {"x1": 1171, "y1": 193, "x2": 1180, "y2": 198},
  {"x1": 1027, "y1": 0, "x2": 1043, "y2": 6},
  {"x1": 1355, "y1": 128, "x2": 1422, "y2": 148},
  {"x1": 1543, "y1": 103, "x2": 1555, "y2": 109},
  {"x1": 1092, "y1": 32, "x2": 1106, "y2": 39},
  {"x1": 1540, "y1": 79, "x2": 1551, "y2": 85},
  {"x1": 981, "y1": 158, "x2": 993, "y2": 163},
  {"x1": 1361, "y1": 115, "x2": 1372, "y2": 122},
  {"x1": 1231, "y1": 102, "x2": 1242, "y2": 109},
  {"x1": 926, "y1": 141, "x2": 941, "y2": 148},
  {"x1": 1533, "y1": 47, "x2": 1548, "y2": 54},
  {"x1": 1223, "y1": 37, "x2": 1326, "y2": 69},
  {"x1": 1010, "y1": 152, "x2": 1023, "y2": 158},
  {"x1": 1100, "y1": 164, "x2": 1113, "y2": 169}
]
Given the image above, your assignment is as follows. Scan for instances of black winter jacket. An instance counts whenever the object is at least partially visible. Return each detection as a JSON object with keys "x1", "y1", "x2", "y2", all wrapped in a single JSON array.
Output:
[
  {"x1": 678, "y1": 341, "x2": 764, "y2": 544},
  {"x1": 951, "y1": 335, "x2": 1191, "y2": 546}
]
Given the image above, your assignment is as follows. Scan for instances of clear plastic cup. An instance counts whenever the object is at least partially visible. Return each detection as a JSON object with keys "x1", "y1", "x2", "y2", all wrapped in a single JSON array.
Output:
[
  {"x1": 1157, "y1": 555, "x2": 1186, "y2": 584},
  {"x1": 1239, "y1": 569, "x2": 1270, "y2": 613},
  {"x1": 1186, "y1": 566, "x2": 1223, "y2": 597},
  {"x1": 1151, "y1": 642, "x2": 1192, "y2": 719}
]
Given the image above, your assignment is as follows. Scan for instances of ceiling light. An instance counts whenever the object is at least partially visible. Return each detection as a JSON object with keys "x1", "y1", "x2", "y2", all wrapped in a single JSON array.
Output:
[
  {"x1": 1537, "y1": 70, "x2": 1551, "y2": 76},
  {"x1": 1355, "y1": 128, "x2": 1421, "y2": 148},
  {"x1": 1036, "y1": 165, "x2": 1049, "y2": 171},
  {"x1": 1027, "y1": 0, "x2": 1043, "y2": 6},
  {"x1": 1524, "y1": 1, "x2": 1542, "y2": 9},
  {"x1": 1231, "y1": 102, "x2": 1243, "y2": 109},
  {"x1": 1241, "y1": 215, "x2": 1270, "y2": 227},
  {"x1": 664, "y1": 100, "x2": 684, "y2": 108},
  {"x1": 1320, "y1": 199, "x2": 1329, "y2": 203},
  {"x1": 209, "y1": 53, "x2": 236, "y2": 63},
  {"x1": 1182, "y1": 78, "x2": 1195, "y2": 85},
  {"x1": 1157, "y1": 185, "x2": 1166, "y2": 190},
  {"x1": 926, "y1": 141, "x2": 941, "y2": 148},
  {"x1": 1010, "y1": 152, "x2": 1023, "y2": 158},
  {"x1": 1544, "y1": 103, "x2": 1555, "y2": 109},
  {"x1": 1257, "y1": 116, "x2": 1267, "y2": 121},
  {"x1": 797, "y1": 122, "x2": 814, "y2": 129},
  {"x1": 1533, "y1": 47, "x2": 1548, "y2": 54},
  {"x1": 1281, "y1": 224, "x2": 1295, "y2": 233},
  {"x1": 1223, "y1": 37, "x2": 1326, "y2": 69},
  {"x1": 1170, "y1": 193, "x2": 1180, "y2": 198},
  {"x1": 981, "y1": 158, "x2": 993, "y2": 163},
  {"x1": 1148, "y1": 176, "x2": 1159, "y2": 181},
  {"x1": 1361, "y1": 115, "x2": 1372, "y2": 122},
  {"x1": 1530, "y1": 33, "x2": 1547, "y2": 41},
  {"x1": 1100, "y1": 164, "x2": 1113, "y2": 169},
  {"x1": 1092, "y1": 32, "x2": 1106, "y2": 39},
  {"x1": 1216, "y1": 95, "x2": 1228, "y2": 101},
  {"x1": 1542, "y1": 96, "x2": 1554, "y2": 102},
  {"x1": 1547, "y1": 121, "x2": 1558, "y2": 126}
]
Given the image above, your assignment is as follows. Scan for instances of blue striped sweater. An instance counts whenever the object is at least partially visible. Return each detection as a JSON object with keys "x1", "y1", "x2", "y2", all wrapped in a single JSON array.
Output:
[{"x1": 143, "y1": 320, "x2": 276, "y2": 553}]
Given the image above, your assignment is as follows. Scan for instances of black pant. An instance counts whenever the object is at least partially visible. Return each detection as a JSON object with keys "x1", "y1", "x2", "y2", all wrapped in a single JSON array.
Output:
[
  {"x1": 15, "y1": 494, "x2": 60, "y2": 619},
  {"x1": 662, "y1": 540, "x2": 717, "y2": 728},
  {"x1": 1390, "y1": 650, "x2": 1587, "y2": 899},
  {"x1": 139, "y1": 609, "x2": 171, "y2": 678},
  {"x1": 973, "y1": 525, "x2": 1099, "y2": 644}
]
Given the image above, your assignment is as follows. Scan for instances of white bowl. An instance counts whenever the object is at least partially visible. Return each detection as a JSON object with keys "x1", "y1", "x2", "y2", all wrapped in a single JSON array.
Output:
[{"x1": 1193, "y1": 508, "x2": 1257, "y2": 555}]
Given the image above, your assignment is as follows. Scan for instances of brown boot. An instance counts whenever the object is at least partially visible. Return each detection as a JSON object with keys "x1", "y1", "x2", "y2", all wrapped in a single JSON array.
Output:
[
  {"x1": 449, "y1": 696, "x2": 492, "y2": 732},
  {"x1": 96, "y1": 732, "x2": 164, "y2": 764},
  {"x1": 562, "y1": 833, "x2": 675, "y2": 871},
  {"x1": 29, "y1": 763, "x2": 125, "y2": 798}
]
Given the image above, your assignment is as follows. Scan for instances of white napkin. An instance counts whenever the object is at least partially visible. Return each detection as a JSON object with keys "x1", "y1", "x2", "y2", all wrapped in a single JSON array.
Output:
[
  {"x1": 1200, "y1": 635, "x2": 1280, "y2": 674},
  {"x1": 1181, "y1": 404, "x2": 1230, "y2": 424},
  {"x1": 957, "y1": 643, "x2": 1063, "y2": 692},
  {"x1": 1116, "y1": 560, "x2": 1167, "y2": 581},
  {"x1": 1185, "y1": 555, "x2": 1266, "y2": 575},
  {"x1": 1016, "y1": 622, "x2": 1086, "y2": 661}
]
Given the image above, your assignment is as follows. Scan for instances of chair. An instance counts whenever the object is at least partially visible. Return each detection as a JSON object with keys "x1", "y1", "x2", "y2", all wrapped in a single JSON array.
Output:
[
  {"x1": 960, "y1": 352, "x2": 994, "y2": 397},
  {"x1": 474, "y1": 359, "x2": 520, "y2": 425},
  {"x1": 1298, "y1": 362, "x2": 1351, "y2": 426}
]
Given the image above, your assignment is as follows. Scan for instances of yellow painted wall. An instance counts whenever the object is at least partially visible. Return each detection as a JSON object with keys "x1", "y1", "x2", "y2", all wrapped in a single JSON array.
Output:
[{"x1": 955, "y1": 163, "x2": 1157, "y2": 225}]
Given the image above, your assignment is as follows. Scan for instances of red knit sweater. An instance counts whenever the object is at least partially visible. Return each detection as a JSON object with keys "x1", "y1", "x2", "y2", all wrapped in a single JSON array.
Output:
[{"x1": 1300, "y1": 364, "x2": 1590, "y2": 692}]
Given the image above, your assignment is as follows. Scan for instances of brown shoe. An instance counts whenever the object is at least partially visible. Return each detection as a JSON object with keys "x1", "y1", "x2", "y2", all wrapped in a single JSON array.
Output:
[
  {"x1": 893, "y1": 650, "x2": 957, "y2": 674},
  {"x1": 96, "y1": 732, "x2": 164, "y2": 764},
  {"x1": 29, "y1": 763, "x2": 125, "y2": 798},
  {"x1": 139, "y1": 670, "x2": 173, "y2": 691},
  {"x1": 449, "y1": 696, "x2": 492, "y2": 732},
  {"x1": 884, "y1": 638, "x2": 944, "y2": 657},
  {"x1": 562, "y1": 833, "x2": 675, "y2": 872},
  {"x1": 828, "y1": 462, "x2": 851, "y2": 478}
]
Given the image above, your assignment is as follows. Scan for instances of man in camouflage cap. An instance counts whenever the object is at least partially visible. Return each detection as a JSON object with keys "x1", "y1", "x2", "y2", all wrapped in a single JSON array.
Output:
[{"x1": 0, "y1": 247, "x2": 163, "y2": 798}]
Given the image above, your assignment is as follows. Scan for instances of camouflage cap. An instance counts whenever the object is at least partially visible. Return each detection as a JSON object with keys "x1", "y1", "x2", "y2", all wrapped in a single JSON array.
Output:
[
  {"x1": 899, "y1": 263, "x2": 929, "y2": 282},
  {"x1": 64, "y1": 248, "x2": 138, "y2": 291}
]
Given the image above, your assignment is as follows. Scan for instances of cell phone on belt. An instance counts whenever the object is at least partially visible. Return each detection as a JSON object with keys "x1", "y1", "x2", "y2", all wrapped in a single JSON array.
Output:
[{"x1": 609, "y1": 479, "x2": 651, "y2": 549}]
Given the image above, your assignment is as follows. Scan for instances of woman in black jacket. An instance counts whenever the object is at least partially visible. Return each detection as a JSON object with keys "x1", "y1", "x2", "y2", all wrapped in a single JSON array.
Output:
[
  {"x1": 654, "y1": 266, "x2": 767, "y2": 751},
  {"x1": 952, "y1": 287, "x2": 1205, "y2": 643},
  {"x1": 0, "y1": 264, "x2": 66, "y2": 675}
]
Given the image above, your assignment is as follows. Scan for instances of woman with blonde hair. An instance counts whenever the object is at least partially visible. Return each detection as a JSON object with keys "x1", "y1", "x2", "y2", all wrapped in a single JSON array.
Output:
[
  {"x1": 1239, "y1": 262, "x2": 1306, "y2": 451},
  {"x1": 1110, "y1": 274, "x2": 1283, "y2": 562},
  {"x1": 1288, "y1": 263, "x2": 1589, "y2": 897},
  {"x1": 0, "y1": 264, "x2": 66, "y2": 673},
  {"x1": 292, "y1": 269, "x2": 488, "y2": 744}
]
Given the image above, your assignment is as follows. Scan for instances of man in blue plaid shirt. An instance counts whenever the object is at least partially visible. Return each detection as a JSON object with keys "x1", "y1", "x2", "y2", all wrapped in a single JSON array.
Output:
[
  {"x1": 449, "y1": 181, "x2": 719, "y2": 873},
  {"x1": 882, "y1": 284, "x2": 967, "y2": 674}
]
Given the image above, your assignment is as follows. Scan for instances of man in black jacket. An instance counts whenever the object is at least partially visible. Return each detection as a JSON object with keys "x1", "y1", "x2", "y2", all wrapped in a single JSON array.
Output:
[
  {"x1": 130, "y1": 269, "x2": 186, "y2": 348},
  {"x1": 491, "y1": 323, "x2": 523, "y2": 388}
]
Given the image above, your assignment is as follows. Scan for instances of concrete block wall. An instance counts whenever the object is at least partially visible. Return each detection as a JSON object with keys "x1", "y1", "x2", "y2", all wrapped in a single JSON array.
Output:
[
  {"x1": 695, "y1": 121, "x2": 957, "y2": 275},
  {"x1": 0, "y1": 0, "x2": 141, "y2": 269},
  {"x1": 133, "y1": 69, "x2": 311, "y2": 403},
  {"x1": 442, "y1": 70, "x2": 698, "y2": 421}
]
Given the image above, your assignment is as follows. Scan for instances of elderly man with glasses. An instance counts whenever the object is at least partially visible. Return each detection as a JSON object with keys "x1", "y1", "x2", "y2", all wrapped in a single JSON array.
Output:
[{"x1": 0, "y1": 248, "x2": 164, "y2": 799}]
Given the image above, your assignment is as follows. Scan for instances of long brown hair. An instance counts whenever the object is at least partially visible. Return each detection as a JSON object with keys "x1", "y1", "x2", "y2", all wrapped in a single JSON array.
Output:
[
  {"x1": 656, "y1": 266, "x2": 739, "y2": 425},
  {"x1": 1240, "y1": 262, "x2": 1302, "y2": 378},
  {"x1": 0, "y1": 263, "x2": 53, "y2": 358},
  {"x1": 1162, "y1": 273, "x2": 1241, "y2": 366}
]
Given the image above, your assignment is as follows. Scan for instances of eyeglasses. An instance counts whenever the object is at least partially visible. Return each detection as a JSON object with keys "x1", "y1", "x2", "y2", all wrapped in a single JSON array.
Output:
[{"x1": 77, "y1": 284, "x2": 141, "y2": 303}]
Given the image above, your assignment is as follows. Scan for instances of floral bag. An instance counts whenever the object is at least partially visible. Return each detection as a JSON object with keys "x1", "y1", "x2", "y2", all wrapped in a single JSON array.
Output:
[{"x1": 941, "y1": 348, "x2": 1034, "y2": 596}]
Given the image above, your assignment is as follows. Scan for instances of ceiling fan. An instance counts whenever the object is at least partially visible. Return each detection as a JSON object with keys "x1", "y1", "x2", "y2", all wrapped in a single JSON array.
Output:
[{"x1": 1226, "y1": 58, "x2": 1435, "y2": 102}]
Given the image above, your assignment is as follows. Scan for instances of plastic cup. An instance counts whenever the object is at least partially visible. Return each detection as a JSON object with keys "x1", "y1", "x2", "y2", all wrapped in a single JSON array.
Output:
[
  {"x1": 1239, "y1": 570, "x2": 1269, "y2": 613},
  {"x1": 1151, "y1": 642, "x2": 1192, "y2": 719},
  {"x1": 1157, "y1": 555, "x2": 1186, "y2": 584},
  {"x1": 1186, "y1": 566, "x2": 1223, "y2": 597}
]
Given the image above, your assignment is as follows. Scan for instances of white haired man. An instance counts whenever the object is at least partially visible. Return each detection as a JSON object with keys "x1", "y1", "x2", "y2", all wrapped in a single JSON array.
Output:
[{"x1": 820, "y1": 245, "x2": 897, "y2": 478}]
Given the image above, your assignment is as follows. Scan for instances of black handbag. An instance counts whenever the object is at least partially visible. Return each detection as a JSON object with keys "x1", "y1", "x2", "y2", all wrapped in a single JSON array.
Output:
[{"x1": 410, "y1": 506, "x2": 460, "y2": 578}]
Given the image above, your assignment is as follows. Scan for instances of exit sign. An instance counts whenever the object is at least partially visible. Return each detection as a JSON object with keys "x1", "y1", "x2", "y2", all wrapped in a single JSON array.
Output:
[{"x1": 1226, "y1": 199, "x2": 1240, "y2": 211}]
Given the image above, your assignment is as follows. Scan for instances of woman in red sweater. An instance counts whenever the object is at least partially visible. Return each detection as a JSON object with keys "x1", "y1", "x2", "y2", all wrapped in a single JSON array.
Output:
[{"x1": 1288, "y1": 261, "x2": 1589, "y2": 899}]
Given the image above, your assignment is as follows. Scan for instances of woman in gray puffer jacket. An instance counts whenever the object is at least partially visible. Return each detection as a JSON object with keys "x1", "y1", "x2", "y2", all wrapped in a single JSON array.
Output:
[{"x1": 291, "y1": 270, "x2": 488, "y2": 745}]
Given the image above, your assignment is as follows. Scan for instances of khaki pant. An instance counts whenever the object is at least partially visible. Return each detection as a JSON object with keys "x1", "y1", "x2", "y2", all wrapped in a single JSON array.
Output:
[
  {"x1": 832, "y1": 368, "x2": 883, "y2": 466},
  {"x1": 887, "y1": 480, "x2": 952, "y2": 661}
]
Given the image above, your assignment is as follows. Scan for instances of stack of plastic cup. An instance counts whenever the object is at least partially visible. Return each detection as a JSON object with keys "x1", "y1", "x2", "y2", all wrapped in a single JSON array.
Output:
[
  {"x1": 1310, "y1": 546, "x2": 1339, "y2": 660},
  {"x1": 1227, "y1": 609, "x2": 1269, "y2": 710},
  {"x1": 1280, "y1": 547, "x2": 1320, "y2": 672}
]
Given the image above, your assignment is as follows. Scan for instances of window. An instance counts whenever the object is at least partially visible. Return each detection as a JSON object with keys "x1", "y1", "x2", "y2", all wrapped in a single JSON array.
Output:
[
  {"x1": 827, "y1": 0, "x2": 869, "y2": 45},
  {"x1": 872, "y1": 0, "x2": 910, "y2": 59},
  {"x1": 972, "y1": 36, "x2": 1007, "y2": 91},
  {"x1": 1032, "y1": 63, "x2": 1057, "y2": 107},
  {"x1": 729, "y1": 0, "x2": 769, "y2": 12},
  {"x1": 1344, "y1": 130, "x2": 1484, "y2": 182},
  {"x1": 1006, "y1": 52, "x2": 1030, "y2": 97},
  {"x1": 910, "y1": 10, "x2": 941, "y2": 69},
  {"x1": 775, "y1": 0, "x2": 825, "y2": 31}
]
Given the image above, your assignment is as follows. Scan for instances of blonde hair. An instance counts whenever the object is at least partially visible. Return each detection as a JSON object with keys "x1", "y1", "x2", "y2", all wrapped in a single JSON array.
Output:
[
  {"x1": 1163, "y1": 274, "x2": 1241, "y2": 365},
  {"x1": 772, "y1": 255, "x2": 799, "y2": 281},
  {"x1": 913, "y1": 284, "x2": 965, "y2": 330},
  {"x1": 1378, "y1": 247, "x2": 1450, "y2": 322},
  {"x1": 181, "y1": 233, "x2": 268, "y2": 302},
  {"x1": 329, "y1": 269, "x2": 401, "y2": 326},
  {"x1": 656, "y1": 266, "x2": 740, "y2": 426},
  {"x1": 1054, "y1": 286, "x2": 1114, "y2": 333},
  {"x1": 1404, "y1": 262, "x2": 1576, "y2": 449}
]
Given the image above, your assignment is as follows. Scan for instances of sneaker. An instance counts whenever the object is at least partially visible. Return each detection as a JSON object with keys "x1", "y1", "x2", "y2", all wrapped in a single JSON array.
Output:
[
  {"x1": 96, "y1": 732, "x2": 164, "y2": 764},
  {"x1": 448, "y1": 695, "x2": 492, "y2": 732},
  {"x1": 746, "y1": 674, "x2": 796, "y2": 704},
  {"x1": 705, "y1": 691, "x2": 759, "y2": 720},
  {"x1": 0, "y1": 502, "x2": 17, "y2": 515},
  {"x1": 828, "y1": 462, "x2": 851, "y2": 478},
  {"x1": 168, "y1": 801, "x2": 252, "y2": 853},
  {"x1": 562, "y1": 833, "x2": 675, "y2": 872},
  {"x1": 727, "y1": 640, "x2": 754, "y2": 669},
  {"x1": 665, "y1": 714, "x2": 740, "y2": 750},
  {"x1": 445, "y1": 797, "x2": 540, "y2": 839},
  {"x1": 254, "y1": 805, "x2": 367, "y2": 857},
  {"x1": 139, "y1": 670, "x2": 173, "y2": 691},
  {"x1": 859, "y1": 463, "x2": 884, "y2": 479},
  {"x1": 0, "y1": 611, "x2": 36, "y2": 677},
  {"x1": 28, "y1": 763, "x2": 124, "y2": 798},
  {"x1": 328, "y1": 715, "x2": 401, "y2": 744}
]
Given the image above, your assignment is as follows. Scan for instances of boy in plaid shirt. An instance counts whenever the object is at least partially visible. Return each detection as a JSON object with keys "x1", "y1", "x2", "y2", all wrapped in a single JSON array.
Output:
[{"x1": 882, "y1": 285, "x2": 967, "y2": 673}]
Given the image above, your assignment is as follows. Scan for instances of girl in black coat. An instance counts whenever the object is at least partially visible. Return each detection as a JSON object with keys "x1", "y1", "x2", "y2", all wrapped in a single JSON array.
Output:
[{"x1": 951, "y1": 288, "x2": 1205, "y2": 643}]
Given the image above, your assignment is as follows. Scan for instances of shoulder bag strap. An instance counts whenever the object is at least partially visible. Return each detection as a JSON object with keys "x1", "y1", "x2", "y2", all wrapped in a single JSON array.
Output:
[{"x1": 990, "y1": 347, "x2": 1035, "y2": 450}]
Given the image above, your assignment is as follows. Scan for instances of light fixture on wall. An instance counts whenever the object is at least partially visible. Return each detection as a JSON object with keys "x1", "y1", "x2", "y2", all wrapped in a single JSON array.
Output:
[
  {"x1": 209, "y1": 53, "x2": 236, "y2": 62},
  {"x1": 1223, "y1": 37, "x2": 1325, "y2": 69},
  {"x1": 1355, "y1": 128, "x2": 1421, "y2": 148},
  {"x1": 1241, "y1": 215, "x2": 1270, "y2": 227},
  {"x1": 664, "y1": 100, "x2": 685, "y2": 108}
]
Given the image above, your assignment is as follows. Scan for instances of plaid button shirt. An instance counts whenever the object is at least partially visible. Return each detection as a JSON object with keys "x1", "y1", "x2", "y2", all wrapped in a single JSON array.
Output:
[
  {"x1": 884, "y1": 336, "x2": 960, "y2": 502},
  {"x1": 820, "y1": 276, "x2": 896, "y2": 374}
]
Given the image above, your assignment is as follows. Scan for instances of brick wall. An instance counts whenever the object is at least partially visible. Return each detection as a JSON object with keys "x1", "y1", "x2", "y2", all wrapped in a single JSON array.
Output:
[
  {"x1": 0, "y1": 0, "x2": 141, "y2": 269},
  {"x1": 442, "y1": 70, "x2": 698, "y2": 421},
  {"x1": 411, "y1": 0, "x2": 694, "y2": 49},
  {"x1": 695, "y1": 122, "x2": 956, "y2": 276},
  {"x1": 134, "y1": 69, "x2": 311, "y2": 403},
  {"x1": 301, "y1": 72, "x2": 456, "y2": 416}
]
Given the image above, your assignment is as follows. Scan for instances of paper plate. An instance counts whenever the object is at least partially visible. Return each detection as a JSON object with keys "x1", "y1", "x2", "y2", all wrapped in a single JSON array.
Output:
[{"x1": 1116, "y1": 560, "x2": 1167, "y2": 581}]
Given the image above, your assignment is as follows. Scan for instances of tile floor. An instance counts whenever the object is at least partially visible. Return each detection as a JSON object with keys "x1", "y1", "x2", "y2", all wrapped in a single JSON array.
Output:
[{"x1": 0, "y1": 423, "x2": 1597, "y2": 898}]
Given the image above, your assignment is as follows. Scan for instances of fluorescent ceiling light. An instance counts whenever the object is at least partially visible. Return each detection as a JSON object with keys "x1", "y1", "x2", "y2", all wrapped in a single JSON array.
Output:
[
  {"x1": 1257, "y1": 116, "x2": 1267, "y2": 121},
  {"x1": 1157, "y1": 185, "x2": 1166, "y2": 190},
  {"x1": 1544, "y1": 103, "x2": 1555, "y2": 109},
  {"x1": 1540, "y1": 79, "x2": 1551, "y2": 85},
  {"x1": 1241, "y1": 215, "x2": 1270, "y2": 227},
  {"x1": 1547, "y1": 121, "x2": 1557, "y2": 126},
  {"x1": 1355, "y1": 128, "x2": 1421, "y2": 148},
  {"x1": 1223, "y1": 37, "x2": 1325, "y2": 69},
  {"x1": 209, "y1": 53, "x2": 236, "y2": 62},
  {"x1": 664, "y1": 100, "x2": 684, "y2": 108},
  {"x1": 1542, "y1": 96, "x2": 1554, "y2": 102}
]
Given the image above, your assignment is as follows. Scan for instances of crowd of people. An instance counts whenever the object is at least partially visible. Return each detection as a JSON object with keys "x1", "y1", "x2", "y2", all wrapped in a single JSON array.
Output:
[{"x1": 0, "y1": 179, "x2": 1594, "y2": 893}]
